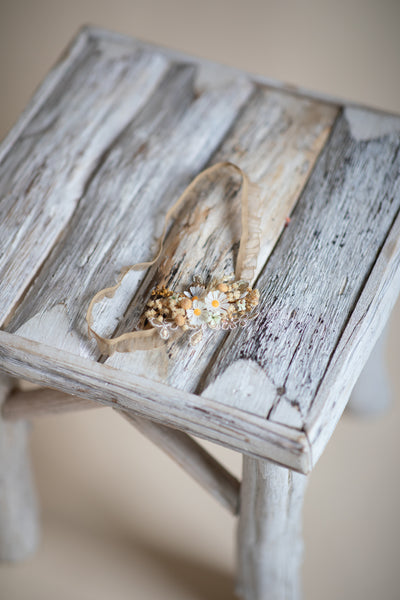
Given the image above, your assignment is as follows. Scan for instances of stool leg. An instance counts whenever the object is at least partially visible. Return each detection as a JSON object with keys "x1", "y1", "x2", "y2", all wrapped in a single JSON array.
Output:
[
  {"x1": 0, "y1": 376, "x2": 40, "y2": 561},
  {"x1": 237, "y1": 456, "x2": 308, "y2": 600},
  {"x1": 348, "y1": 323, "x2": 391, "y2": 415}
]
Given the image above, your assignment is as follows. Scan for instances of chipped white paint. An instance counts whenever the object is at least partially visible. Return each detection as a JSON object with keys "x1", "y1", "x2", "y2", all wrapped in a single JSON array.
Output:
[
  {"x1": 344, "y1": 106, "x2": 400, "y2": 141},
  {"x1": 0, "y1": 27, "x2": 89, "y2": 164},
  {"x1": 307, "y1": 206, "x2": 400, "y2": 466},
  {"x1": 3, "y1": 29, "x2": 337, "y2": 448},
  {"x1": 8, "y1": 64, "x2": 254, "y2": 357},
  {"x1": 2, "y1": 28, "x2": 399, "y2": 474},
  {"x1": 201, "y1": 359, "x2": 276, "y2": 417},
  {"x1": 15, "y1": 304, "x2": 90, "y2": 357},
  {"x1": 269, "y1": 399, "x2": 305, "y2": 430},
  {"x1": 1, "y1": 28, "x2": 400, "y2": 476},
  {"x1": 89, "y1": 271, "x2": 148, "y2": 341},
  {"x1": 0, "y1": 35, "x2": 170, "y2": 327}
]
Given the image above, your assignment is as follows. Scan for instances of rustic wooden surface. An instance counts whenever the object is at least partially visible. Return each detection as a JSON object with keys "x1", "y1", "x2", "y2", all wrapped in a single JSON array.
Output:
[
  {"x1": 0, "y1": 28, "x2": 171, "y2": 327},
  {"x1": 202, "y1": 107, "x2": 400, "y2": 444},
  {"x1": 0, "y1": 27, "x2": 400, "y2": 473},
  {"x1": 0, "y1": 330, "x2": 310, "y2": 472}
]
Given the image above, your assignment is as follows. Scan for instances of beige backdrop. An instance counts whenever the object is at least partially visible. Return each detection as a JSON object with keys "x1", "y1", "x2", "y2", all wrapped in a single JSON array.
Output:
[{"x1": 1, "y1": 1, "x2": 400, "y2": 599}]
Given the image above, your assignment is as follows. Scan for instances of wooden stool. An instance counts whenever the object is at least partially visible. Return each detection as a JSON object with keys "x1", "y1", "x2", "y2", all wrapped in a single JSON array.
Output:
[{"x1": 1, "y1": 26, "x2": 399, "y2": 600}]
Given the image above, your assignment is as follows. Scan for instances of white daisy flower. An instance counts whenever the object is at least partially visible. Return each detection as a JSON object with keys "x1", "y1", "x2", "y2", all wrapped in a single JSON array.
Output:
[
  {"x1": 184, "y1": 285, "x2": 205, "y2": 301},
  {"x1": 205, "y1": 290, "x2": 229, "y2": 314},
  {"x1": 186, "y1": 299, "x2": 206, "y2": 326}
]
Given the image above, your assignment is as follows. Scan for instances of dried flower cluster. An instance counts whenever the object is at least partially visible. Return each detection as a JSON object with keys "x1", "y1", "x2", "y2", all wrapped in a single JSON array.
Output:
[{"x1": 143, "y1": 277, "x2": 259, "y2": 345}]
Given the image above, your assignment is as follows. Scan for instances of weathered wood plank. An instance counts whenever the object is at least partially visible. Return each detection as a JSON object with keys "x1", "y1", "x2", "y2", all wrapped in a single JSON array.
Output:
[
  {"x1": 106, "y1": 90, "x2": 337, "y2": 397},
  {"x1": 0, "y1": 33, "x2": 173, "y2": 327},
  {"x1": 306, "y1": 184, "x2": 400, "y2": 465},
  {"x1": 7, "y1": 65, "x2": 254, "y2": 354},
  {"x1": 201, "y1": 107, "x2": 400, "y2": 430},
  {"x1": 0, "y1": 331, "x2": 311, "y2": 473}
]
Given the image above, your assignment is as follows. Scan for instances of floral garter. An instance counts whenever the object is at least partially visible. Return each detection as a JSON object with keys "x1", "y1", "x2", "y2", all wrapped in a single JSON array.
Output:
[
  {"x1": 145, "y1": 276, "x2": 259, "y2": 346},
  {"x1": 86, "y1": 161, "x2": 261, "y2": 355}
]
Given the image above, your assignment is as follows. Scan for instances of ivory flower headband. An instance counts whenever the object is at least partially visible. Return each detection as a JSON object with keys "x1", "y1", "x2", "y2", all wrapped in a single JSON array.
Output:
[
  {"x1": 144, "y1": 277, "x2": 260, "y2": 347},
  {"x1": 86, "y1": 161, "x2": 261, "y2": 355}
]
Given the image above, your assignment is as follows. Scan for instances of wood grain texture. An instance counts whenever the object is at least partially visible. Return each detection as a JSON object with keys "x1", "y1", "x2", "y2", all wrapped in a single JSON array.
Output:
[
  {"x1": 7, "y1": 62, "x2": 254, "y2": 351},
  {"x1": 0, "y1": 375, "x2": 39, "y2": 561},
  {"x1": 307, "y1": 183, "x2": 400, "y2": 465},
  {"x1": 2, "y1": 29, "x2": 337, "y2": 470},
  {"x1": 6, "y1": 83, "x2": 336, "y2": 369},
  {"x1": 1, "y1": 28, "x2": 400, "y2": 472},
  {"x1": 105, "y1": 90, "x2": 337, "y2": 393},
  {"x1": 201, "y1": 107, "x2": 400, "y2": 439},
  {"x1": 0, "y1": 331, "x2": 311, "y2": 473},
  {"x1": 0, "y1": 31, "x2": 171, "y2": 327},
  {"x1": 237, "y1": 457, "x2": 307, "y2": 600}
]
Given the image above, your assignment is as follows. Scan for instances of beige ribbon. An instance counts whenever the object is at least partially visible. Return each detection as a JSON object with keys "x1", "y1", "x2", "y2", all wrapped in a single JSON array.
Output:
[{"x1": 86, "y1": 161, "x2": 261, "y2": 355}]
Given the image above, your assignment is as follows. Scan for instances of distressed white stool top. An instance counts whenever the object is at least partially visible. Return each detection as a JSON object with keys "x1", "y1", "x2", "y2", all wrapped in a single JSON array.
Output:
[{"x1": 1, "y1": 26, "x2": 400, "y2": 474}]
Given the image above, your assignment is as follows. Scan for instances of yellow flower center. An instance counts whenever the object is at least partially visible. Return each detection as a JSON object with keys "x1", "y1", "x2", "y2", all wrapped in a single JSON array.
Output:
[
  {"x1": 192, "y1": 295, "x2": 198, "y2": 301},
  {"x1": 194, "y1": 308, "x2": 201, "y2": 316},
  {"x1": 212, "y1": 299, "x2": 220, "y2": 308}
]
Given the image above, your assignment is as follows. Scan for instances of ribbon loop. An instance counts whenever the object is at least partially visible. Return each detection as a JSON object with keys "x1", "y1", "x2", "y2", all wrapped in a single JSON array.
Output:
[{"x1": 86, "y1": 161, "x2": 261, "y2": 355}]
